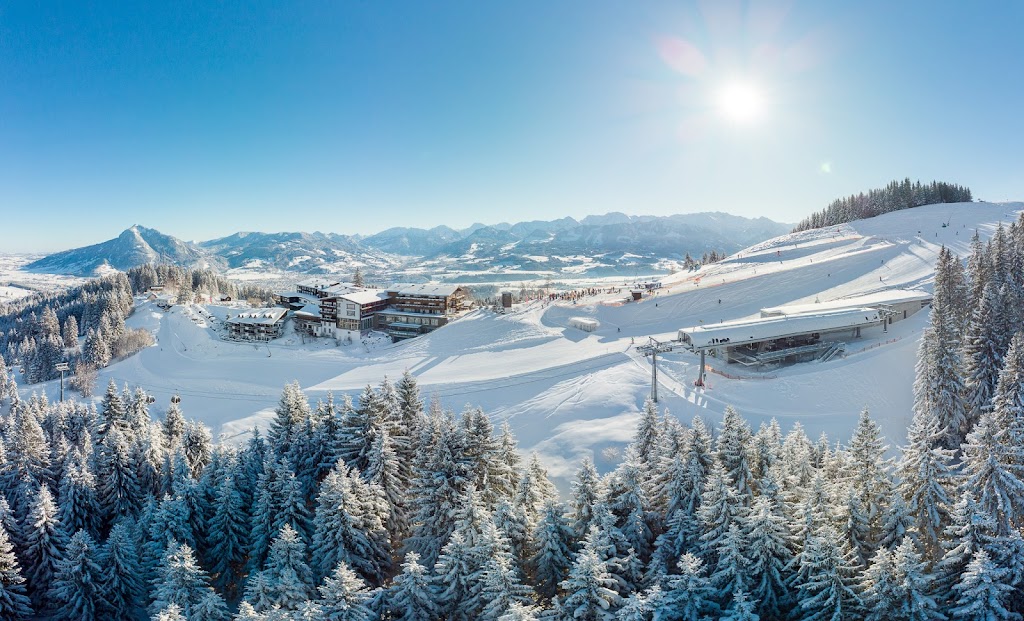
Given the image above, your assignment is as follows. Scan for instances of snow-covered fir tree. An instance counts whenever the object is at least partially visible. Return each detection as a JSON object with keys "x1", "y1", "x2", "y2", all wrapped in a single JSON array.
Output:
[
  {"x1": 49, "y1": 530, "x2": 105, "y2": 621},
  {"x1": 950, "y1": 548, "x2": 1020, "y2": 621},
  {"x1": 558, "y1": 526, "x2": 621, "y2": 621},
  {"x1": 247, "y1": 524, "x2": 314, "y2": 612},
  {"x1": 150, "y1": 541, "x2": 224, "y2": 620},
  {"x1": 316, "y1": 560, "x2": 375, "y2": 621},
  {"x1": 0, "y1": 522, "x2": 33, "y2": 620},
  {"x1": 99, "y1": 519, "x2": 144, "y2": 620},
  {"x1": 385, "y1": 552, "x2": 438, "y2": 621}
]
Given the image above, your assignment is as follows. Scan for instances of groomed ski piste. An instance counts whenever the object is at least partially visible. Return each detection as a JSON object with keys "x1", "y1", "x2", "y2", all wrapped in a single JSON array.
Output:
[{"x1": 18, "y1": 201, "x2": 1024, "y2": 488}]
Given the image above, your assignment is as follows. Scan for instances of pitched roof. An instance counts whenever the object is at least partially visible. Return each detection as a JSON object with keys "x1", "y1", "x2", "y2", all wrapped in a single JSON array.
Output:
[{"x1": 226, "y1": 307, "x2": 288, "y2": 326}]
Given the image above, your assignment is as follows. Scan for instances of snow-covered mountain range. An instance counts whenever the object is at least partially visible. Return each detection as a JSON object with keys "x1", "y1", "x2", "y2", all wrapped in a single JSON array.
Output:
[{"x1": 25, "y1": 212, "x2": 791, "y2": 277}]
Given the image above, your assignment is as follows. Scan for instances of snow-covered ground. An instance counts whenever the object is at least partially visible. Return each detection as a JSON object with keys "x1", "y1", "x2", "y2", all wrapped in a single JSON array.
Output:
[
  {"x1": 0, "y1": 254, "x2": 90, "y2": 303},
  {"x1": 16, "y1": 201, "x2": 1024, "y2": 489}
]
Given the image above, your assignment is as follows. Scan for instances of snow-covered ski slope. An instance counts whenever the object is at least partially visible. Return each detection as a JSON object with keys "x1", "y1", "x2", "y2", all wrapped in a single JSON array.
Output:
[{"x1": 25, "y1": 201, "x2": 1024, "y2": 486}]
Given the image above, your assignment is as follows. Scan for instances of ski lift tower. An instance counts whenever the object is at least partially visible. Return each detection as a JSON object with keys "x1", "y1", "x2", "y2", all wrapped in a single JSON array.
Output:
[
  {"x1": 636, "y1": 337, "x2": 679, "y2": 403},
  {"x1": 54, "y1": 362, "x2": 70, "y2": 402}
]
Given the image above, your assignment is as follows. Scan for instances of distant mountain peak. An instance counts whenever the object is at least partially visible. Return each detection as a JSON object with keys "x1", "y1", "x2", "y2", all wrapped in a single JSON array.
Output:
[{"x1": 27, "y1": 226, "x2": 215, "y2": 276}]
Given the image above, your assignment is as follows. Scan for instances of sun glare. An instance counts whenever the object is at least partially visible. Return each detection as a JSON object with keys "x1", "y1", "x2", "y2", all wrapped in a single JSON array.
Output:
[{"x1": 716, "y1": 80, "x2": 766, "y2": 125}]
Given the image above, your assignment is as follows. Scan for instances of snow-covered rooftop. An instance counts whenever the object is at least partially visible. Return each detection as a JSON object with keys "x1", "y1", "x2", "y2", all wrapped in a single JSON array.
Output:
[
  {"x1": 760, "y1": 289, "x2": 932, "y2": 317},
  {"x1": 296, "y1": 278, "x2": 342, "y2": 290},
  {"x1": 334, "y1": 289, "x2": 388, "y2": 305},
  {"x1": 322, "y1": 282, "x2": 363, "y2": 296},
  {"x1": 679, "y1": 307, "x2": 883, "y2": 350},
  {"x1": 226, "y1": 307, "x2": 288, "y2": 325},
  {"x1": 293, "y1": 303, "x2": 321, "y2": 319},
  {"x1": 387, "y1": 283, "x2": 463, "y2": 297},
  {"x1": 277, "y1": 291, "x2": 321, "y2": 304}
]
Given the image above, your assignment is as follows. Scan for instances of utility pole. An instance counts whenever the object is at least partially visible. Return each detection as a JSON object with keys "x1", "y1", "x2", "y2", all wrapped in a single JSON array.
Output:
[
  {"x1": 55, "y1": 362, "x2": 70, "y2": 402},
  {"x1": 636, "y1": 337, "x2": 677, "y2": 403}
]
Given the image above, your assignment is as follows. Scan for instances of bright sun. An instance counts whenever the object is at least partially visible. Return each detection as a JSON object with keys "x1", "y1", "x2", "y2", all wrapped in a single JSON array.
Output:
[{"x1": 716, "y1": 80, "x2": 766, "y2": 124}]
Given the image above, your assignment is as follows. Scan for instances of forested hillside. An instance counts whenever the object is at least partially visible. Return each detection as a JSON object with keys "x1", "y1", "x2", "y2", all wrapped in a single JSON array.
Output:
[
  {"x1": 793, "y1": 179, "x2": 972, "y2": 232},
  {"x1": 0, "y1": 265, "x2": 274, "y2": 391}
]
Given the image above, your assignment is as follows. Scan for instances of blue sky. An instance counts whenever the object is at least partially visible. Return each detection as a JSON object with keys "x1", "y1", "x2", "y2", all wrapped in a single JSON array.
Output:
[{"x1": 2, "y1": 1, "x2": 1022, "y2": 252}]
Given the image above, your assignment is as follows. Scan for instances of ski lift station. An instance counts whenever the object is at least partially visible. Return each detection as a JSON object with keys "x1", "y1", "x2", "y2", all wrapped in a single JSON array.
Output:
[{"x1": 678, "y1": 289, "x2": 932, "y2": 370}]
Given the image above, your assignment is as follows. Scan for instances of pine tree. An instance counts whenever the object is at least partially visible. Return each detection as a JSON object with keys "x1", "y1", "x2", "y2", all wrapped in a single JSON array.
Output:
[
  {"x1": 913, "y1": 293, "x2": 968, "y2": 448},
  {"x1": 962, "y1": 281, "x2": 1004, "y2": 426},
  {"x1": 191, "y1": 590, "x2": 230, "y2": 620},
  {"x1": 163, "y1": 402, "x2": 187, "y2": 453},
  {"x1": 316, "y1": 560, "x2": 375, "y2": 621},
  {"x1": 49, "y1": 530, "x2": 105, "y2": 621},
  {"x1": 744, "y1": 493, "x2": 791, "y2": 618},
  {"x1": 57, "y1": 451, "x2": 99, "y2": 538},
  {"x1": 407, "y1": 414, "x2": 469, "y2": 568},
  {"x1": 99, "y1": 519, "x2": 144, "y2": 621},
  {"x1": 254, "y1": 524, "x2": 314, "y2": 611},
  {"x1": 23, "y1": 484, "x2": 67, "y2": 607},
  {"x1": 268, "y1": 381, "x2": 311, "y2": 459},
  {"x1": 716, "y1": 406, "x2": 754, "y2": 501},
  {"x1": 659, "y1": 553, "x2": 718, "y2": 621},
  {"x1": 274, "y1": 461, "x2": 311, "y2": 551},
  {"x1": 514, "y1": 453, "x2": 558, "y2": 528},
  {"x1": 248, "y1": 459, "x2": 282, "y2": 572},
  {"x1": 491, "y1": 421, "x2": 522, "y2": 503},
  {"x1": 616, "y1": 585, "x2": 663, "y2": 621},
  {"x1": 150, "y1": 542, "x2": 224, "y2": 620},
  {"x1": 364, "y1": 426, "x2": 408, "y2": 543},
  {"x1": 721, "y1": 589, "x2": 760, "y2": 621},
  {"x1": 208, "y1": 474, "x2": 249, "y2": 597},
  {"x1": 837, "y1": 484, "x2": 871, "y2": 570},
  {"x1": 531, "y1": 500, "x2": 574, "y2": 602},
  {"x1": 62, "y1": 315, "x2": 79, "y2": 350},
  {"x1": 590, "y1": 501, "x2": 644, "y2": 597},
  {"x1": 480, "y1": 553, "x2": 534, "y2": 620},
  {"x1": 499, "y1": 602, "x2": 540, "y2": 621},
  {"x1": 889, "y1": 537, "x2": 945, "y2": 621},
  {"x1": 950, "y1": 549, "x2": 1020, "y2": 621},
  {"x1": 241, "y1": 568, "x2": 275, "y2": 612},
  {"x1": 961, "y1": 408, "x2": 1024, "y2": 537},
  {"x1": 792, "y1": 525, "x2": 862, "y2": 621},
  {"x1": 338, "y1": 385, "x2": 386, "y2": 473},
  {"x1": 99, "y1": 425, "x2": 143, "y2": 525},
  {"x1": 154, "y1": 602, "x2": 186, "y2": 621},
  {"x1": 862, "y1": 547, "x2": 899, "y2": 621},
  {"x1": 604, "y1": 458, "x2": 652, "y2": 563},
  {"x1": 570, "y1": 458, "x2": 601, "y2": 539},
  {"x1": 432, "y1": 529, "x2": 482, "y2": 621},
  {"x1": 7, "y1": 407, "x2": 51, "y2": 491},
  {"x1": 558, "y1": 527, "x2": 621, "y2": 621},
  {"x1": 710, "y1": 522, "x2": 749, "y2": 604},
  {"x1": 98, "y1": 379, "x2": 127, "y2": 436},
  {"x1": 632, "y1": 398, "x2": 662, "y2": 472},
  {"x1": 386, "y1": 552, "x2": 438, "y2": 621},
  {"x1": 993, "y1": 331, "x2": 1024, "y2": 462},
  {"x1": 936, "y1": 490, "x2": 996, "y2": 594},
  {"x1": 311, "y1": 461, "x2": 391, "y2": 586},
  {"x1": 848, "y1": 409, "x2": 888, "y2": 547},
  {"x1": 897, "y1": 408, "x2": 954, "y2": 558},
  {"x1": 0, "y1": 523, "x2": 33, "y2": 620},
  {"x1": 83, "y1": 328, "x2": 110, "y2": 368},
  {"x1": 696, "y1": 462, "x2": 743, "y2": 561}
]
